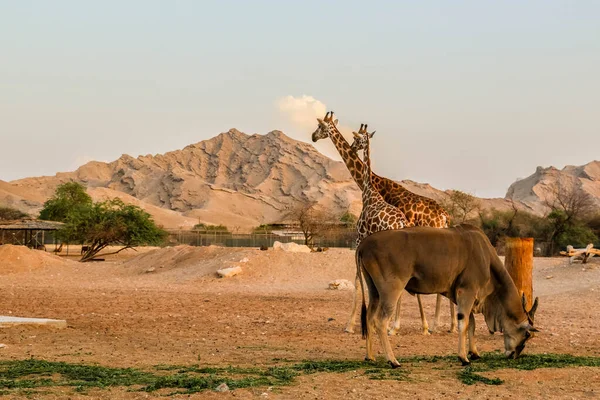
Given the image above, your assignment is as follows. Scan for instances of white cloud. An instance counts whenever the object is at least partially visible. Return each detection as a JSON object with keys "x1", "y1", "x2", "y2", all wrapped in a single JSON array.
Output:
[{"x1": 275, "y1": 95, "x2": 327, "y2": 130}]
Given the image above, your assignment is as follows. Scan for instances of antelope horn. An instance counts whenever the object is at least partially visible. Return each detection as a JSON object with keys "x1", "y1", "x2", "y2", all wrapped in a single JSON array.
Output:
[{"x1": 529, "y1": 297, "x2": 539, "y2": 323}]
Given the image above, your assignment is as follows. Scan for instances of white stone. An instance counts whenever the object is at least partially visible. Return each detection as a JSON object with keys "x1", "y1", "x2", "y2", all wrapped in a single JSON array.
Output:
[
  {"x1": 328, "y1": 279, "x2": 355, "y2": 291},
  {"x1": 0, "y1": 316, "x2": 67, "y2": 329},
  {"x1": 0, "y1": 344, "x2": 6, "y2": 349},
  {"x1": 239, "y1": 257, "x2": 250, "y2": 263},
  {"x1": 216, "y1": 266, "x2": 242, "y2": 278},
  {"x1": 273, "y1": 241, "x2": 311, "y2": 253},
  {"x1": 215, "y1": 383, "x2": 229, "y2": 392}
]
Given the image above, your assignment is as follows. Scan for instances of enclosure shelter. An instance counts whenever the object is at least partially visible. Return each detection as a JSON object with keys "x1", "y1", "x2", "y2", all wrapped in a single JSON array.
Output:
[{"x1": 0, "y1": 219, "x2": 63, "y2": 249}]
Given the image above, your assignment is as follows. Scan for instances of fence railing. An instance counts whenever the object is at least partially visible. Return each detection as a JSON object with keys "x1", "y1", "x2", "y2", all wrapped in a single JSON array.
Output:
[{"x1": 166, "y1": 230, "x2": 358, "y2": 249}]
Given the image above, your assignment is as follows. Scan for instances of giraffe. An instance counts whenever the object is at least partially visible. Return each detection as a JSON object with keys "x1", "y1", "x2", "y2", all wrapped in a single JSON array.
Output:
[
  {"x1": 354, "y1": 124, "x2": 409, "y2": 242},
  {"x1": 351, "y1": 124, "x2": 438, "y2": 335},
  {"x1": 312, "y1": 111, "x2": 456, "y2": 334}
]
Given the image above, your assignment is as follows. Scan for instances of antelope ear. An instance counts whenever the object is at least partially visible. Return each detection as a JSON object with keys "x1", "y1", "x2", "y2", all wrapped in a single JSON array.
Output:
[
  {"x1": 333, "y1": 119, "x2": 338, "y2": 126},
  {"x1": 369, "y1": 131, "x2": 376, "y2": 138},
  {"x1": 521, "y1": 293, "x2": 527, "y2": 311},
  {"x1": 529, "y1": 326, "x2": 540, "y2": 333}
]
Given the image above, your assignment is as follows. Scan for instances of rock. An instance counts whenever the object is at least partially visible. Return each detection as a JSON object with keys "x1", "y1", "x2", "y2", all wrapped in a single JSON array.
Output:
[
  {"x1": 273, "y1": 241, "x2": 311, "y2": 253},
  {"x1": 0, "y1": 344, "x2": 6, "y2": 349},
  {"x1": 217, "y1": 266, "x2": 242, "y2": 278},
  {"x1": 239, "y1": 257, "x2": 249, "y2": 263},
  {"x1": 545, "y1": 275, "x2": 554, "y2": 279},
  {"x1": 215, "y1": 383, "x2": 229, "y2": 392},
  {"x1": 145, "y1": 267, "x2": 156, "y2": 273},
  {"x1": 328, "y1": 279, "x2": 354, "y2": 291},
  {"x1": 259, "y1": 245, "x2": 268, "y2": 251}
]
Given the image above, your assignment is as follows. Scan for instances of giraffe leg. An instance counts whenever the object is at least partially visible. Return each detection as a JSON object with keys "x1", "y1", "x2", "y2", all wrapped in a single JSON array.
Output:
[
  {"x1": 345, "y1": 273, "x2": 362, "y2": 333},
  {"x1": 430, "y1": 294, "x2": 443, "y2": 333},
  {"x1": 387, "y1": 291, "x2": 404, "y2": 336},
  {"x1": 417, "y1": 294, "x2": 430, "y2": 335}
]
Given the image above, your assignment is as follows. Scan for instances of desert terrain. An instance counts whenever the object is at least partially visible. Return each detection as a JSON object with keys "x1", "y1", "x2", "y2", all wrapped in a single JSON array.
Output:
[{"x1": 1, "y1": 244, "x2": 600, "y2": 399}]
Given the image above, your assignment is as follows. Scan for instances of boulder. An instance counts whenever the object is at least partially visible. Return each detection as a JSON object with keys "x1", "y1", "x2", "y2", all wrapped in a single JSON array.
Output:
[
  {"x1": 273, "y1": 241, "x2": 311, "y2": 253},
  {"x1": 328, "y1": 279, "x2": 354, "y2": 291},
  {"x1": 216, "y1": 266, "x2": 242, "y2": 278}
]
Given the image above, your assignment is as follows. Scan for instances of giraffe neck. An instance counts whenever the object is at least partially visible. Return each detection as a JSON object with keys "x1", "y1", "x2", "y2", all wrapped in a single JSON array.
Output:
[
  {"x1": 361, "y1": 137, "x2": 376, "y2": 206},
  {"x1": 326, "y1": 125, "x2": 366, "y2": 189}
]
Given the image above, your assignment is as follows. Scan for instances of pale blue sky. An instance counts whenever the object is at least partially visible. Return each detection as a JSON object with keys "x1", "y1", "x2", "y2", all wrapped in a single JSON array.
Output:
[{"x1": 1, "y1": 1, "x2": 598, "y2": 197}]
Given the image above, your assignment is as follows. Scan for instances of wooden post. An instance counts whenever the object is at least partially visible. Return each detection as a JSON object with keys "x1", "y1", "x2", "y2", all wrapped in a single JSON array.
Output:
[{"x1": 504, "y1": 237, "x2": 534, "y2": 311}]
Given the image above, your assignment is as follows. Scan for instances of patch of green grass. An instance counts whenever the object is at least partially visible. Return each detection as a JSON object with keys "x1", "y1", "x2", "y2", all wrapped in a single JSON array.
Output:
[
  {"x1": 456, "y1": 353, "x2": 600, "y2": 385},
  {"x1": 1, "y1": 353, "x2": 600, "y2": 395},
  {"x1": 458, "y1": 367, "x2": 503, "y2": 385}
]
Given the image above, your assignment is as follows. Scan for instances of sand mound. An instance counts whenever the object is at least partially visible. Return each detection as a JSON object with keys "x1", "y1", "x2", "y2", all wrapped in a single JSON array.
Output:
[
  {"x1": 121, "y1": 245, "x2": 252, "y2": 278},
  {"x1": 0, "y1": 244, "x2": 73, "y2": 275},
  {"x1": 118, "y1": 245, "x2": 355, "y2": 291}
]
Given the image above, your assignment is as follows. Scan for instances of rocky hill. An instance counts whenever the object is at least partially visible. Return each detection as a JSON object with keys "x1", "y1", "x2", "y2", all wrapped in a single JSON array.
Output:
[
  {"x1": 506, "y1": 161, "x2": 600, "y2": 214},
  {"x1": 4, "y1": 128, "x2": 599, "y2": 230},
  {"x1": 6, "y1": 130, "x2": 362, "y2": 230}
]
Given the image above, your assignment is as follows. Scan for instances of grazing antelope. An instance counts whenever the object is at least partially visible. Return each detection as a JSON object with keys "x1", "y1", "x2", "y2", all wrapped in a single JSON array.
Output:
[{"x1": 356, "y1": 225, "x2": 538, "y2": 367}]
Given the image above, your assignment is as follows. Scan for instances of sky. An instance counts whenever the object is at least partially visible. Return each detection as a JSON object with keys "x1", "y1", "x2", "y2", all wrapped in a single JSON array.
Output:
[{"x1": 1, "y1": 1, "x2": 599, "y2": 198}]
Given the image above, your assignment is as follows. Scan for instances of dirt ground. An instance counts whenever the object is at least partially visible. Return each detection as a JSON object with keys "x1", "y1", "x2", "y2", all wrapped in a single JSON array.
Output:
[{"x1": 1, "y1": 244, "x2": 600, "y2": 399}]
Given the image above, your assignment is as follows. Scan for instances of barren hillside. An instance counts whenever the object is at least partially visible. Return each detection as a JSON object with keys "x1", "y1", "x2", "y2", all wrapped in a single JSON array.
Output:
[
  {"x1": 4, "y1": 129, "x2": 599, "y2": 230},
  {"x1": 506, "y1": 161, "x2": 600, "y2": 214},
  {"x1": 7, "y1": 130, "x2": 362, "y2": 230}
]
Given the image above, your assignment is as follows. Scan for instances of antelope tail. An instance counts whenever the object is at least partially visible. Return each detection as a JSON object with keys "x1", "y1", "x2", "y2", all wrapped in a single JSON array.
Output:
[{"x1": 357, "y1": 249, "x2": 368, "y2": 339}]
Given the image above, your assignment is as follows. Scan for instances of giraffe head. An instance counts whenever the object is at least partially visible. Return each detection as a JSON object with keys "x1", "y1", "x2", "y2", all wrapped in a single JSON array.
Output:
[
  {"x1": 311, "y1": 111, "x2": 339, "y2": 142},
  {"x1": 350, "y1": 123, "x2": 376, "y2": 153}
]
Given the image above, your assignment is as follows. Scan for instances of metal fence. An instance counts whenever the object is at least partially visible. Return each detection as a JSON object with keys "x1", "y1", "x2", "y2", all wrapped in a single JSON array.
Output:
[
  {"x1": 166, "y1": 229, "x2": 359, "y2": 249},
  {"x1": 166, "y1": 229, "x2": 558, "y2": 256}
]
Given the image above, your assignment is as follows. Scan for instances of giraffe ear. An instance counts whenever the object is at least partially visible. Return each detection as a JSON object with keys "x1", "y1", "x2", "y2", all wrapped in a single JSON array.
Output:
[
  {"x1": 352, "y1": 132, "x2": 360, "y2": 138},
  {"x1": 369, "y1": 131, "x2": 376, "y2": 138},
  {"x1": 333, "y1": 119, "x2": 338, "y2": 126},
  {"x1": 316, "y1": 118, "x2": 323, "y2": 124}
]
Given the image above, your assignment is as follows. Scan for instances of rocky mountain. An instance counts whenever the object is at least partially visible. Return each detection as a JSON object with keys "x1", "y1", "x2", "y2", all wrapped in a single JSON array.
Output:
[
  {"x1": 506, "y1": 161, "x2": 600, "y2": 214},
  {"x1": 6, "y1": 130, "x2": 362, "y2": 230},
  {"x1": 4, "y1": 128, "x2": 598, "y2": 231}
]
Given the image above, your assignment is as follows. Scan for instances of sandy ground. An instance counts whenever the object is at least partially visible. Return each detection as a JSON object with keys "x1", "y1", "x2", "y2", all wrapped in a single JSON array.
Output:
[{"x1": 1, "y1": 244, "x2": 600, "y2": 399}]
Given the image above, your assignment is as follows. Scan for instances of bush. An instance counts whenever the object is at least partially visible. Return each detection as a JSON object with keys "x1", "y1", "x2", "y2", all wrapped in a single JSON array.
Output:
[
  {"x1": 192, "y1": 223, "x2": 230, "y2": 233},
  {"x1": 556, "y1": 224, "x2": 598, "y2": 250},
  {"x1": 0, "y1": 206, "x2": 28, "y2": 221},
  {"x1": 478, "y1": 208, "x2": 549, "y2": 247},
  {"x1": 339, "y1": 211, "x2": 357, "y2": 228}
]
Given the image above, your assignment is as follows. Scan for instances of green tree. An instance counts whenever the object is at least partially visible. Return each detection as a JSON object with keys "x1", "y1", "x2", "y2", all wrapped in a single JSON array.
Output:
[
  {"x1": 478, "y1": 206, "x2": 550, "y2": 247},
  {"x1": 0, "y1": 206, "x2": 28, "y2": 221},
  {"x1": 440, "y1": 190, "x2": 480, "y2": 224},
  {"x1": 339, "y1": 211, "x2": 357, "y2": 228},
  {"x1": 39, "y1": 182, "x2": 92, "y2": 222},
  {"x1": 57, "y1": 198, "x2": 167, "y2": 262}
]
